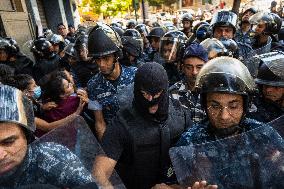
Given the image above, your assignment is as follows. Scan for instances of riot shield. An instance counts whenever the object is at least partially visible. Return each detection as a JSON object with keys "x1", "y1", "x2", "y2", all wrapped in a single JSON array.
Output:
[
  {"x1": 170, "y1": 126, "x2": 284, "y2": 189},
  {"x1": 269, "y1": 115, "x2": 284, "y2": 137},
  {"x1": 34, "y1": 116, "x2": 126, "y2": 189}
]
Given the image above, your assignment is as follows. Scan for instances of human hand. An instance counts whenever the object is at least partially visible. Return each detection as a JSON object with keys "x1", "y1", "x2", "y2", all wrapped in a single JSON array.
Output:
[
  {"x1": 151, "y1": 183, "x2": 174, "y2": 189},
  {"x1": 41, "y1": 101, "x2": 57, "y2": 111},
  {"x1": 188, "y1": 181, "x2": 217, "y2": 189},
  {"x1": 75, "y1": 99, "x2": 86, "y2": 115},
  {"x1": 77, "y1": 89, "x2": 89, "y2": 103}
]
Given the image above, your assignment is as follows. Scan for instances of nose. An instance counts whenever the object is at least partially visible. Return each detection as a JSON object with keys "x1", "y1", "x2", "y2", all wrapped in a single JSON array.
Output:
[
  {"x1": 192, "y1": 67, "x2": 199, "y2": 76},
  {"x1": 220, "y1": 107, "x2": 231, "y2": 120},
  {"x1": 145, "y1": 94, "x2": 153, "y2": 101}
]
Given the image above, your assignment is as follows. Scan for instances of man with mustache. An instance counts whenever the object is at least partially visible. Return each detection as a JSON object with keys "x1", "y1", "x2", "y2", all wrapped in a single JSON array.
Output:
[
  {"x1": 248, "y1": 51, "x2": 284, "y2": 123},
  {"x1": 169, "y1": 42, "x2": 208, "y2": 123}
]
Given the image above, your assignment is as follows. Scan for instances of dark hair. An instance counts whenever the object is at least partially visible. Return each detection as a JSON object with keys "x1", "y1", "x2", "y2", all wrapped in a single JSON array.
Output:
[
  {"x1": 43, "y1": 76, "x2": 66, "y2": 103},
  {"x1": 6, "y1": 74, "x2": 34, "y2": 91},
  {"x1": 57, "y1": 23, "x2": 65, "y2": 29},
  {"x1": 0, "y1": 64, "x2": 14, "y2": 83}
]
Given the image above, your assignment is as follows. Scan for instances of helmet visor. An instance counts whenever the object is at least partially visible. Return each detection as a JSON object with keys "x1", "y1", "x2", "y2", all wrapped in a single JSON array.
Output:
[{"x1": 159, "y1": 38, "x2": 179, "y2": 63}]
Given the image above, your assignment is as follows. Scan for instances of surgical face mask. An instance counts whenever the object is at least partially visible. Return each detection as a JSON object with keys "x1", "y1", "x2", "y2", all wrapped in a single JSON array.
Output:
[{"x1": 33, "y1": 86, "x2": 41, "y2": 100}]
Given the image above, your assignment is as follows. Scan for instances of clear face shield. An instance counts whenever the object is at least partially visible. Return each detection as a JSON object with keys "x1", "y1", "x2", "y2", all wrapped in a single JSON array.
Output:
[{"x1": 159, "y1": 38, "x2": 179, "y2": 63}]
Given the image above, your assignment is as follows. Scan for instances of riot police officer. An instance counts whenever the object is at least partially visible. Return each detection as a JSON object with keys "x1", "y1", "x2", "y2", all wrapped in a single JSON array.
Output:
[
  {"x1": 30, "y1": 38, "x2": 60, "y2": 84},
  {"x1": 159, "y1": 31, "x2": 188, "y2": 86},
  {"x1": 135, "y1": 24, "x2": 152, "y2": 62},
  {"x1": 249, "y1": 12, "x2": 283, "y2": 54},
  {"x1": 235, "y1": 8, "x2": 257, "y2": 44},
  {"x1": 248, "y1": 51, "x2": 284, "y2": 122},
  {"x1": 181, "y1": 13, "x2": 194, "y2": 38},
  {"x1": 146, "y1": 27, "x2": 166, "y2": 62},
  {"x1": 87, "y1": 23, "x2": 136, "y2": 139},
  {"x1": 211, "y1": 10, "x2": 254, "y2": 59},
  {"x1": 70, "y1": 34, "x2": 99, "y2": 88},
  {"x1": 93, "y1": 62, "x2": 192, "y2": 189},
  {"x1": 0, "y1": 37, "x2": 34, "y2": 77},
  {"x1": 120, "y1": 36, "x2": 144, "y2": 68},
  {"x1": 153, "y1": 57, "x2": 273, "y2": 189}
]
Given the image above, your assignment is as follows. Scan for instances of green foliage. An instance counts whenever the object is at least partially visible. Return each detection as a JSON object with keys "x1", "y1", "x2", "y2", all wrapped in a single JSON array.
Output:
[{"x1": 82, "y1": 0, "x2": 132, "y2": 17}]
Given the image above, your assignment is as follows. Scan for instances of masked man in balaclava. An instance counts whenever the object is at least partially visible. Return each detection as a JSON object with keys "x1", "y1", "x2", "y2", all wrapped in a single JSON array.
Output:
[{"x1": 93, "y1": 62, "x2": 192, "y2": 189}]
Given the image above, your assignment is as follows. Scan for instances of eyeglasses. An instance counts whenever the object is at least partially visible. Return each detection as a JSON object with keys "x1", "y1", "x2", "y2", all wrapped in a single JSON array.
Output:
[{"x1": 207, "y1": 101, "x2": 242, "y2": 117}]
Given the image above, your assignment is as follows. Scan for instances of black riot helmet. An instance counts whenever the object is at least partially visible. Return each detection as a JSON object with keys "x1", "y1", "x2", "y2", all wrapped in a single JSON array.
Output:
[
  {"x1": 5, "y1": 37, "x2": 20, "y2": 56},
  {"x1": 210, "y1": 10, "x2": 238, "y2": 33},
  {"x1": 47, "y1": 33, "x2": 66, "y2": 52},
  {"x1": 126, "y1": 19, "x2": 137, "y2": 29},
  {"x1": 159, "y1": 31, "x2": 188, "y2": 63},
  {"x1": 195, "y1": 57, "x2": 256, "y2": 113},
  {"x1": 181, "y1": 13, "x2": 194, "y2": 23},
  {"x1": 75, "y1": 25, "x2": 88, "y2": 38},
  {"x1": 249, "y1": 12, "x2": 282, "y2": 35},
  {"x1": 135, "y1": 24, "x2": 150, "y2": 37},
  {"x1": 88, "y1": 23, "x2": 122, "y2": 59},
  {"x1": 219, "y1": 38, "x2": 238, "y2": 57},
  {"x1": 0, "y1": 38, "x2": 17, "y2": 59},
  {"x1": 196, "y1": 23, "x2": 211, "y2": 42},
  {"x1": 192, "y1": 21, "x2": 209, "y2": 36},
  {"x1": 123, "y1": 29, "x2": 144, "y2": 50},
  {"x1": 74, "y1": 34, "x2": 88, "y2": 50},
  {"x1": 147, "y1": 27, "x2": 166, "y2": 38},
  {"x1": 111, "y1": 26, "x2": 124, "y2": 37},
  {"x1": 121, "y1": 36, "x2": 142, "y2": 57},
  {"x1": 110, "y1": 22, "x2": 122, "y2": 29},
  {"x1": 123, "y1": 29, "x2": 142, "y2": 38},
  {"x1": 255, "y1": 51, "x2": 284, "y2": 87},
  {"x1": 200, "y1": 38, "x2": 228, "y2": 60},
  {"x1": 64, "y1": 43, "x2": 77, "y2": 58},
  {"x1": 243, "y1": 7, "x2": 257, "y2": 16},
  {"x1": 31, "y1": 38, "x2": 55, "y2": 59}
]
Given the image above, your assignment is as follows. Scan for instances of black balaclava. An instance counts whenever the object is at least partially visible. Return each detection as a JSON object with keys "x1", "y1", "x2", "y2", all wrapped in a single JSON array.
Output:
[{"x1": 133, "y1": 62, "x2": 169, "y2": 123}]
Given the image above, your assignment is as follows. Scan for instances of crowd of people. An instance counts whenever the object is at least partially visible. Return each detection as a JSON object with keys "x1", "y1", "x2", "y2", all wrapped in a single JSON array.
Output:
[{"x1": 0, "y1": 7, "x2": 284, "y2": 189}]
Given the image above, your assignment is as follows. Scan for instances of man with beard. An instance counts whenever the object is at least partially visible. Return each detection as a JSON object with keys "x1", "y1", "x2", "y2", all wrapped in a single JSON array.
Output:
[
  {"x1": 169, "y1": 43, "x2": 208, "y2": 123},
  {"x1": 235, "y1": 8, "x2": 257, "y2": 45},
  {"x1": 92, "y1": 62, "x2": 192, "y2": 189},
  {"x1": 248, "y1": 51, "x2": 284, "y2": 122},
  {"x1": 249, "y1": 11, "x2": 283, "y2": 54},
  {"x1": 87, "y1": 23, "x2": 136, "y2": 139}
]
